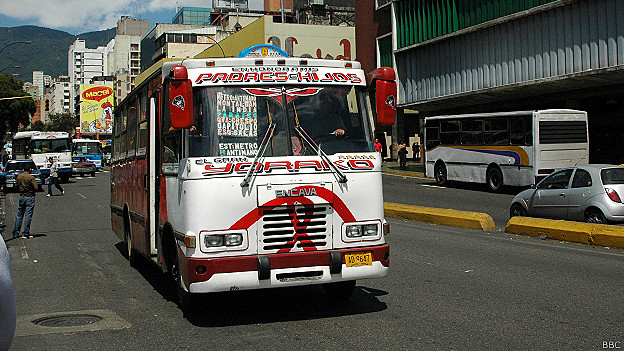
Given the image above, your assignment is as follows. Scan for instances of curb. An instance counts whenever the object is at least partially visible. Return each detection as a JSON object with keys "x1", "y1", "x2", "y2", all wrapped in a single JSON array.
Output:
[
  {"x1": 384, "y1": 202, "x2": 496, "y2": 232},
  {"x1": 382, "y1": 170, "x2": 426, "y2": 178},
  {"x1": 505, "y1": 216, "x2": 624, "y2": 249}
]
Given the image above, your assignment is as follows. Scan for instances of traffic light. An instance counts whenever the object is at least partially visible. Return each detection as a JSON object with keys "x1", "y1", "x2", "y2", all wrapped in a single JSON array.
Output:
[{"x1": 44, "y1": 99, "x2": 49, "y2": 111}]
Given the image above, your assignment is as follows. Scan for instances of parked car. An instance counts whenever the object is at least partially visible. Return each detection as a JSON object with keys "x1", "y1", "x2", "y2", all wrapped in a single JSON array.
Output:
[
  {"x1": 510, "y1": 165, "x2": 624, "y2": 224},
  {"x1": 3, "y1": 160, "x2": 43, "y2": 192},
  {"x1": 71, "y1": 156, "x2": 96, "y2": 177}
]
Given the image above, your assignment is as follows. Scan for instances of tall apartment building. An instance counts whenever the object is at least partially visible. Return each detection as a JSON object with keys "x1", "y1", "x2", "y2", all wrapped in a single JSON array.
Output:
[
  {"x1": 49, "y1": 76, "x2": 71, "y2": 116},
  {"x1": 31, "y1": 71, "x2": 51, "y2": 123},
  {"x1": 107, "y1": 16, "x2": 150, "y2": 91},
  {"x1": 68, "y1": 39, "x2": 108, "y2": 113}
]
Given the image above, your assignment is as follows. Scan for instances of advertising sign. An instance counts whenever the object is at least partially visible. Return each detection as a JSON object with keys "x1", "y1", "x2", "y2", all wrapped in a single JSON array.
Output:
[{"x1": 80, "y1": 85, "x2": 114, "y2": 133}]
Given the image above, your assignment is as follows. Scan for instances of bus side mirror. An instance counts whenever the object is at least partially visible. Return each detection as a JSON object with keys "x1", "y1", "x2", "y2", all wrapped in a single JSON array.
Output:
[
  {"x1": 169, "y1": 65, "x2": 194, "y2": 129},
  {"x1": 367, "y1": 67, "x2": 396, "y2": 126},
  {"x1": 375, "y1": 79, "x2": 397, "y2": 126}
]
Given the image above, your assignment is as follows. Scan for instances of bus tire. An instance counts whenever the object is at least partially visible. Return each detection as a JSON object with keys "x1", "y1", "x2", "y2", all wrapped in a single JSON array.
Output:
[
  {"x1": 434, "y1": 163, "x2": 447, "y2": 186},
  {"x1": 124, "y1": 210, "x2": 137, "y2": 267},
  {"x1": 324, "y1": 280, "x2": 356, "y2": 302},
  {"x1": 173, "y1": 251, "x2": 192, "y2": 311},
  {"x1": 486, "y1": 167, "x2": 503, "y2": 193}
]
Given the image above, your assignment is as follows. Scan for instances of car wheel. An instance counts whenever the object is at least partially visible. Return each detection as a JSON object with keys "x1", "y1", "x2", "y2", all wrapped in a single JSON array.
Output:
[
  {"x1": 510, "y1": 203, "x2": 527, "y2": 218},
  {"x1": 585, "y1": 208, "x2": 607, "y2": 224},
  {"x1": 434, "y1": 163, "x2": 447, "y2": 186},
  {"x1": 487, "y1": 167, "x2": 503, "y2": 193}
]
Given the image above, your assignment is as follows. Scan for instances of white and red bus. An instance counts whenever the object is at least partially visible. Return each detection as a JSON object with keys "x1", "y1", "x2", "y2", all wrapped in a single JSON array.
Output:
[{"x1": 110, "y1": 44, "x2": 396, "y2": 309}]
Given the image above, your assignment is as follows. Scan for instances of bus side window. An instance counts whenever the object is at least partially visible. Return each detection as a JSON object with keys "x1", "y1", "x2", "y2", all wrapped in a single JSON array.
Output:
[
  {"x1": 524, "y1": 116, "x2": 533, "y2": 146},
  {"x1": 484, "y1": 118, "x2": 508, "y2": 145},
  {"x1": 510, "y1": 118, "x2": 524, "y2": 145},
  {"x1": 425, "y1": 125, "x2": 439, "y2": 149},
  {"x1": 439, "y1": 120, "x2": 460, "y2": 145},
  {"x1": 461, "y1": 119, "x2": 483, "y2": 145},
  {"x1": 161, "y1": 84, "x2": 181, "y2": 175}
]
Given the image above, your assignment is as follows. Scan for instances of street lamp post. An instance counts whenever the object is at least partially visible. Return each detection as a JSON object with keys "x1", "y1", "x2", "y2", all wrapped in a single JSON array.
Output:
[{"x1": 0, "y1": 41, "x2": 31, "y2": 55}]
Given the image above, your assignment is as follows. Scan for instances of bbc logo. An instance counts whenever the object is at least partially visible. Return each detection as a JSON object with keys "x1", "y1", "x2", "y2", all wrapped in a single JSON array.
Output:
[{"x1": 604, "y1": 341, "x2": 621, "y2": 349}]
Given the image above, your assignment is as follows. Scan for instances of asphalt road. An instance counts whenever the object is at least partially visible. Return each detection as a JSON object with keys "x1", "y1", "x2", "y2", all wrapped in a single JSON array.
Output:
[
  {"x1": 383, "y1": 173, "x2": 520, "y2": 229},
  {"x1": 2, "y1": 173, "x2": 623, "y2": 350}
]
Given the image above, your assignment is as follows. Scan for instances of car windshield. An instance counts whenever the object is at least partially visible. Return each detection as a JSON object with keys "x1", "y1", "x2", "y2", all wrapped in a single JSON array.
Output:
[
  {"x1": 6, "y1": 161, "x2": 36, "y2": 171},
  {"x1": 601, "y1": 168, "x2": 624, "y2": 185},
  {"x1": 188, "y1": 85, "x2": 371, "y2": 157}
]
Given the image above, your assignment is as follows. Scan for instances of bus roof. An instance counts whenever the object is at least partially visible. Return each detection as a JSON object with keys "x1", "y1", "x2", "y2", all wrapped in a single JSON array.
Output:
[
  {"x1": 14, "y1": 131, "x2": 70, "y2": 140},
  {"x1": 72, "y1": 139, "x2": 101, "y2": 143}
]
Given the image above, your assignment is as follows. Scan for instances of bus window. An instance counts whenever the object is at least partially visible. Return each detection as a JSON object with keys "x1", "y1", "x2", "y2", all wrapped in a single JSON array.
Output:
[
  {"x1": 510, "y1": 118, "x2": 525, "y2": 145},
  {"x1": 425, "y1": 125, "x2": 439, "y2": 149},
  {"x1": 439, "y1": 120, "x2": 460, "y2": 145},
  {"x1": 524, "y1": 116, "x2": 533, "y2": 146},
  {"x1": 461, "y1": 119, "x2": 483, "y2": 145},
  {"x1": 484, "y1": 118, "x2": 508, "y2": 145}
]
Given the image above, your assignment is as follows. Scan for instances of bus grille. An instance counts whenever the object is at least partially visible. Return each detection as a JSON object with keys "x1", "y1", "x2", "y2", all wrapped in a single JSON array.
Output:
[{"x1": 259, "y1": 205, "x2": 331, "y2": 253}]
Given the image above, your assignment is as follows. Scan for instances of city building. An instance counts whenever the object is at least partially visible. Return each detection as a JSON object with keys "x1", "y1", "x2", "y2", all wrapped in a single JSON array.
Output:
[
  {"x1": 48, "y1": 76, "x2": 71, "y2": 116},
  {"x1": 356, "y1": 0, "x2": 624, "y2": 164},
  {"x1": 140, "y1": 24, "x2": 218, "y2": 72},
  {"x1": 68, "y1": 39, "x2": 109, "y2": 113},
  {"x1": 195, "y1": 15, "x2": 354, "y2": 59},
  {"x1": 172, "y1": 7, "x2": 213, "y2": 25}
]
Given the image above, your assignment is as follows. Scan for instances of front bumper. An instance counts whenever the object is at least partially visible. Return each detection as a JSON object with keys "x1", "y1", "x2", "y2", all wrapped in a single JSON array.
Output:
[{"x1": 180, "y1": 244, "x2": 390, "y2": 293}]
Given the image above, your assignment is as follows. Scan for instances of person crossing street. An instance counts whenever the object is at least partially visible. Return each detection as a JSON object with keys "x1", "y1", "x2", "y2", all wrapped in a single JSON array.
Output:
[{"x1": 47, "y1": 157, "x2": 64, "y2": 197}]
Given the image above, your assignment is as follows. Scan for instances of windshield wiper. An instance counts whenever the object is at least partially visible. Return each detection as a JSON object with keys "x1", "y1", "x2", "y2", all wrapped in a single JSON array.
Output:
[
  {"x1": 240, "y1": 122, "x2": 276, "y2": 187},
  {"x1": 295, "y1": 125, "x2": 347, "y2": 183}
]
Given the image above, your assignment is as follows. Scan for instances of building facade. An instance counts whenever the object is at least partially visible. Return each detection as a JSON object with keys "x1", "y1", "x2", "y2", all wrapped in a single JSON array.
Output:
[
  {"x1": 357, "y1": 0, "x2": 624, "y2": 164},
  {"x1": 48, "y1": 76, "x2": 71, "y2": 116}
]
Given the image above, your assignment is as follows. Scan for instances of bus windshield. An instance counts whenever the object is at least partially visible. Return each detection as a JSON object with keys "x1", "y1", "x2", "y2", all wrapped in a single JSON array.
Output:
[
  {"x1": 188, "y1": 85, "x2": 371, "y2": 157},
  {"x1": 74, "y1": 141, "x2": 102, "y2": 155},
  {"x1": 31, "y1": 138, "x2": 71, "y2": 154}
]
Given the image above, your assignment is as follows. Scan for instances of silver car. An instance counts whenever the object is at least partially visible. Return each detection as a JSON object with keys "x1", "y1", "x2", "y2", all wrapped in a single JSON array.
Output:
[{"x1": 510, "y1": 165, "x2": 624, "y2": 224}]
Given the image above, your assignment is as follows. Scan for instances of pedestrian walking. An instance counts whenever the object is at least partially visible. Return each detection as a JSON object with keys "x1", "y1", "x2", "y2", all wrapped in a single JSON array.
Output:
[
  {"x1": 374, "y1": 138, "x2": 383, "y2": 153},
  {"x1": 47, "y1": 157, "x2": 64, "y2": 197},
  {"x1": 12, "y1": 165, "x2": 38, "y2": 239},
  {"x1": 398, "y1": 142, "x2": 408, "y2": 169},
  {"x1": 412, "y1": 142, "x2": 419, "y2": 160}
]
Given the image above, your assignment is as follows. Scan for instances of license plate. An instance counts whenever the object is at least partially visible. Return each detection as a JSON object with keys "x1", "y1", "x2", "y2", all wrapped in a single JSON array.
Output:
[{"x1": 345, "y1": 252, "x2": 372, "y2": 267}]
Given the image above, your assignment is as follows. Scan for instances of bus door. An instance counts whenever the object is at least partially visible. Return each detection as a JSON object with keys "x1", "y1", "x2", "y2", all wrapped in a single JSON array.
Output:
[{"x1": 148, "y1": 94, "x2": 160, "y2": 262}]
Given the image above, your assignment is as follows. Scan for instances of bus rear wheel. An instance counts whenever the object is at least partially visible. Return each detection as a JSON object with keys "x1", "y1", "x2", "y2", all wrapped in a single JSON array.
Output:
[
  {"x1": 434, "y1": 163, "x2": 447, "y2": 186},
  {"x1": 487, "y1": 167, "x2": 503, "y2": 193}
]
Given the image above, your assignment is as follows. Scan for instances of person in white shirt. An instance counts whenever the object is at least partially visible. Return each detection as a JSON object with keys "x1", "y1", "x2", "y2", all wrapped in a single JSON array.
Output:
[{"x1": 47, "y1": 157, "x2": 64, "y2": 197}]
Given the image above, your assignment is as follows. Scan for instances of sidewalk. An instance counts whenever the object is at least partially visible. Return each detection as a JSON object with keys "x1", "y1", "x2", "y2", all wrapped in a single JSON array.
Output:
[{"x1": 381, "y1": 158, "x2": 426, "y2": 178}]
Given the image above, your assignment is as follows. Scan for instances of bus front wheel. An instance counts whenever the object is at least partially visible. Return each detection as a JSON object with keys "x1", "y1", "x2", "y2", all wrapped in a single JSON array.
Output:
[
  {"x1": 434, "y1": 163, "x2": 447, "y2": 186},
  {"x1": 487, "y1": 167, "x2": 503, "y2": 193}
]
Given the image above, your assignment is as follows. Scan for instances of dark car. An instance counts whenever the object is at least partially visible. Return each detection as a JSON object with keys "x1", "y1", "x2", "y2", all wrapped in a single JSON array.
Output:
[
  {"x1": 72, "y1": 156, "x2": 96, "y2": 177},
  {"x1": 3, "y1": 160, "x2": 43, "y2": 192},
  {"x1": 510, "y1": 165, "x2": 624, "y2": 224}
]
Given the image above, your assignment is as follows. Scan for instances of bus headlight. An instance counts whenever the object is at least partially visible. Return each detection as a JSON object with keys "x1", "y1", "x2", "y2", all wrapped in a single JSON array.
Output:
[
  {"x1": 200, "y1": 230, "x2": 248, "y2": 252},
  {"x1": 224, "y1": 233, "x2": 243, "y2": 246},
  {"x1": 204, "y1": 235, "x2": 224, "y2": 247},
  {"x1": 343, "y1": 221, "x2": 382, "y2": 242},
  {"x1": 346, "y1": 225, "x2": 363, "y2": 238}
]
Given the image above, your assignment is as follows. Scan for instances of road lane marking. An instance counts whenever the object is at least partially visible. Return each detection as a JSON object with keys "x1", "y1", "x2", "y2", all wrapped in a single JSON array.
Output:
[
  {"x1": 421, "y1": 184, "x2": 446, "y2": 189},
  {"x1": 77, "y1": 193, "x2": 87, "y2": 199}
]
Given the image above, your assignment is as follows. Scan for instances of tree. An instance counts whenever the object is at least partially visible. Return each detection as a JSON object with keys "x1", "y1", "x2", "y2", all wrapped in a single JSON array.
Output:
[
  {"x1": 45, "y1": 112, "x2": 78, "y2": 133},
  {"x1": 0, "y1": 74, "x2": 36, "y2": 136},
  {"x1": 29, "y1": 120, "x2": 45, "y2": 131}
]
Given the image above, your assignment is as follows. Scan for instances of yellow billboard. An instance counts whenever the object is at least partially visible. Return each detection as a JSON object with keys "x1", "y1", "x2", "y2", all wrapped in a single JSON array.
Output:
[{"x1": 80, "y1": 85, "x2": 114, "y2": 133}]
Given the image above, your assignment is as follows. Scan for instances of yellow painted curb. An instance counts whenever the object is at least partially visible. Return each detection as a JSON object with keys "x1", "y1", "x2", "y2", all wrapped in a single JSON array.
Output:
[
  {"x1": 505, "y1": 216, "x2": 624, "y2": 248},
  {"x1": 384, "y1": 202, "x2": 496, "y2": 232}
]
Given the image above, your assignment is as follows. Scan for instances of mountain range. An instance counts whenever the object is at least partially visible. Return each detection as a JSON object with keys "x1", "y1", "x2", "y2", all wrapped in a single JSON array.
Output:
[{"x1": 0, "y1": 25, "x2": 116, "y2": 83}]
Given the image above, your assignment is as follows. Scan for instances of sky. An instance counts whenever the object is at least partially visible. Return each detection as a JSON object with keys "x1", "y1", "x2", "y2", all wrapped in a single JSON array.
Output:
[{"x1": 0, "y1": 0, "x2": 264, "y2": 34}]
